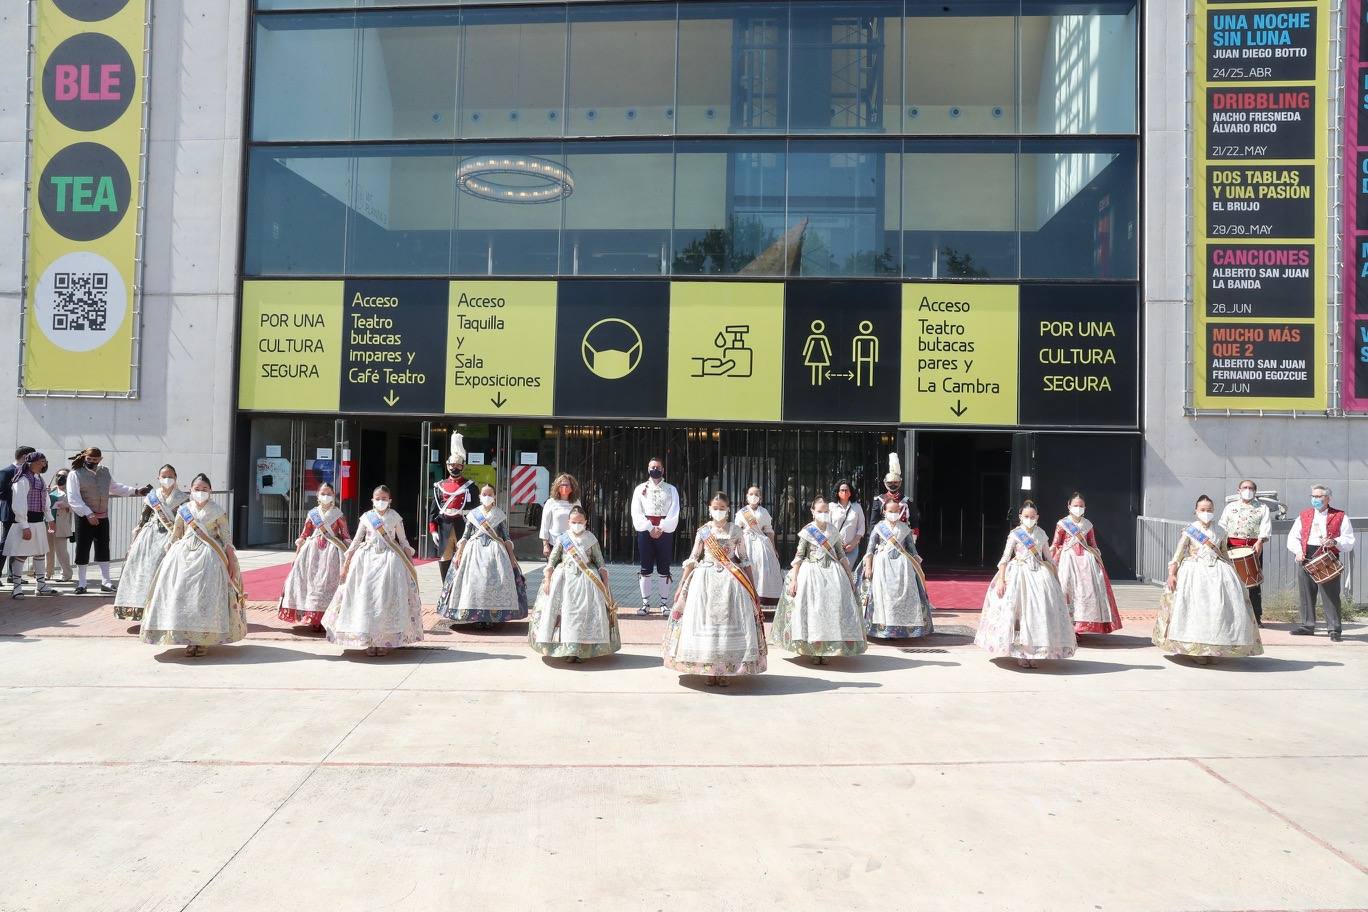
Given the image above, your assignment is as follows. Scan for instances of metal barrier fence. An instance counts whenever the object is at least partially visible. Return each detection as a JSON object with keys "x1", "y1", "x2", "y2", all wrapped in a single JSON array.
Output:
[
  {"x1": 1136, "y1": 515, "x2": 1363, "y2": 608},
  {"x1": 101, "y1": 491, "x2": 236, "y2": 562}
]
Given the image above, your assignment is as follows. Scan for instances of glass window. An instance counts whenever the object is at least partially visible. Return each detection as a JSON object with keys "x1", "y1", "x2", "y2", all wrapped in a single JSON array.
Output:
[
  {"x1": 460, "y1": 7, "x2": 567, "y2": 139},
  {"x1": 453, "y1": 143, "x2": 565, "y2": 275},
  {"x1": 567, "y1": 5, "x2": 676, "y2": 137},
  {"x1": 252, "y1": 13, "x2": 359, "y2": 141},
  {"x1": 258, "y1": 1, "x2": 455, "y2": 8},
  {"x1": 903, "y1": 141, "x2": 1018, "y2": 279},
  {"x1": 787, "y1": 140, "x2": 901, "y2": 276},
  {"x1": 677, "y1": 3, "x2": 788, "y2": 134},
  {"x1": 562, "y1": 142, "x2": 674, "y2": 275},
  {"x1": 345, "y1": 146, "x2": 457, "y2": 275},
  {"x1": 905, "y1": 1, "x2": 1015, "y2": 135},
  {"x1": 1018, "y1": 139, "x2": 1137, "y2": 279},
  {"x1": 788, "y1": 1, "x2": 902, "y2": 132},
  {"x1": 674, "y1": 140, "x2": 788, "y2": 275},
  {"x1": 243, "y1": 146, "x2": 351, "y2": 275},
  {"x1": 1020, "y1": 0, "x2": 1138, "y2": 134},
  {"x1": 252, "y1": 11, "x2": 460, "y2": 141}
]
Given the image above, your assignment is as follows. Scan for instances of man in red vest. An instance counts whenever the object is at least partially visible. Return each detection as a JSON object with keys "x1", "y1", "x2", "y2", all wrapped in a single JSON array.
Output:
[{"x1": 1286, "y1": 484, "x2": 1355, "y2": 642}]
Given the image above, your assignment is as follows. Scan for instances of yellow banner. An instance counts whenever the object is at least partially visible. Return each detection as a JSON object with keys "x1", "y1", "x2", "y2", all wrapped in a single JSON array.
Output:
[
  {"x1": 238, "y1": 281, "x2": 344, "y2": 412},
  {"x1": 900, "y1": 283, "x2": 1019, "y2": 425},
  {"x1": 666, "y1": 282, "x2": 784, "y2": 422},
  {"x1": 22, "y1": 0, "x2": 148, "y2": 394},
  {"x1": 1191, "y1": 0, "x2": 1328, "y2": 410},
  {"x1": 445, "y1": 281, "x2": 557, "y2": 417}
]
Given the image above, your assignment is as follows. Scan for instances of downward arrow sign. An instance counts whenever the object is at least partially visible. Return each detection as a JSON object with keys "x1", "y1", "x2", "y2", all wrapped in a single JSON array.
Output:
[
  {"x1": 950, "y1": 399, "x2": 968, "y2": 417},
  {"x1": 490, "y1": 392, "x2": 507, "y2": 409},
  {"x1": 382, "y1": 390, "x2": 399, "y2": 407}
]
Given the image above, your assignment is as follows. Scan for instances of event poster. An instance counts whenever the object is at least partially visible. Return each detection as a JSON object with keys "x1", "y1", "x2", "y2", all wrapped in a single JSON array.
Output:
[
  {"x1": 1344, "y1": 0, "x2": 1368, "y2": 411},
  {"x1": 22, "y1": 0, "x2": 149, "y2": 394},
  {"x1": 1191, "y1": 0, "x2": 1329, "y2": 410}
]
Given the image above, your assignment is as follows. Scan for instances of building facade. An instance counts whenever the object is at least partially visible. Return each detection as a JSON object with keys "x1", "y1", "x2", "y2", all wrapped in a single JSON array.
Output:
[{"x1": 2, "y1": 0, "x2": 1360, "y2": 576}]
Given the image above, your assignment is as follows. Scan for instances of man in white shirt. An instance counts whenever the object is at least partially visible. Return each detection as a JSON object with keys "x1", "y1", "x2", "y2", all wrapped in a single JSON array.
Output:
[
  {"x1": 66, "y1": 446, "x2": 152, "y2": 594},
  {"x1": 630, "y1": 457, "x2": 680, "y2": 615},
  {"x1": 1286, "y1": 484, "x2": 1355, "y2": 642},
  {"x1": 1218, "y1": 479, "x2": 1273, "y2": 624}
]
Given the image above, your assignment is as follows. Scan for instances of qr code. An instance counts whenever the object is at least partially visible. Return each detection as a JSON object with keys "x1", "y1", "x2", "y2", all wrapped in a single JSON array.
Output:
[{"x1": 51, "y1": 272, "x2": 109, "y2": 332}]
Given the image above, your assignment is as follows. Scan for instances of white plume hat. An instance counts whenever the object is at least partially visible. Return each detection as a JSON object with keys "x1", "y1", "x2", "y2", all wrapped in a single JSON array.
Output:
[
  {"x1": 447, "y1": 432, "x2": 467, "y2": 466},
  {"x1": 884, "y1": 452, "x2": 902, "y2": 483}
]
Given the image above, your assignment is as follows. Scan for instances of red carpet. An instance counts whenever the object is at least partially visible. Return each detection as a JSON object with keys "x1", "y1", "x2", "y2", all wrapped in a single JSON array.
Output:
[
  {"x1": 241, "y1": 558, "x2": 434, "y2": 602},
  {"x1": 924, "y1": 571, "x2": 993, "y2": 611}
]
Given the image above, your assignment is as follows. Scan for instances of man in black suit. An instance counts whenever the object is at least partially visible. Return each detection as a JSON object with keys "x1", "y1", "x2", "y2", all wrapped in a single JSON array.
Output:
[{"x1": 0, "y1": 446, "x2": 36, "y2": 566}]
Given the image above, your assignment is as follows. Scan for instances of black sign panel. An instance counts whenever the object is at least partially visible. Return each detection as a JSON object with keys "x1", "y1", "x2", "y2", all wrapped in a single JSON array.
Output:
[
  {"x1": 1205, "y1": 322, "x2": 1315, "y2": 398},
  {"x1": 1205, "y1": 86, "x2": 1315, "y2": 159},
  {"x1": 1358, "y1": 70, "x2": 1368, "y2": 148},
  {"x1": 1205, "y1": 243, "x2": 1315, "y2": 318},
  {"x1": 1356, "y1": 320, "x2": 1368, "y2": 399},
  {"x1": 1206, "y1": 6, "x2": 1318, "y2": 82},
  {"x1": 1357, "y1": 236, "x2": 1368, "y2": 307},
  {"x1": 1359, "y1": 153, "x2": 1368, "y2": 231},
  {"x1": 340, "y1": 278, "x2": 448, "y2": 414},
  {"x1": 553, "y1": 280, "x2": 669, "y2": 419},
  {"x1": 1206, "y1": 164, "x2": 1316, "y2": 239},
  {"x1": 781, "y1": 282, "x2": 900, "y2": 424},
  {"x1": 1018, "y1": 285, "x2": 1139, "y2": 428}
]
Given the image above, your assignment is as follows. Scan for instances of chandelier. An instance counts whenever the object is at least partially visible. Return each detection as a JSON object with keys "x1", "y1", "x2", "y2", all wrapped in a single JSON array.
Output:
[{"x1": 456, "y1": 155, "x2": 574, "y2": 204}]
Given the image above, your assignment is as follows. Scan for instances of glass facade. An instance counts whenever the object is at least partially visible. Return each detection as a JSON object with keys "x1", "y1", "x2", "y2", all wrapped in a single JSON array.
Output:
[{"x1": 244, "y1": 0, "x2": 1139, "y2": 280}]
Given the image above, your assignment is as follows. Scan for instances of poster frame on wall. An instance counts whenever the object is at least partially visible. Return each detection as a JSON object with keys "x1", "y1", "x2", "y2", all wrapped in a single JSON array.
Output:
[
  {"x1": 1184, "y1": 0, "x2": 1338, "y2": 416},
  {"x1": 1343, "y1": 0, "x2": 1368, "y2": 415},
  {"x1": 17, "y1": 0, "x2": 152, "y2": 398}
]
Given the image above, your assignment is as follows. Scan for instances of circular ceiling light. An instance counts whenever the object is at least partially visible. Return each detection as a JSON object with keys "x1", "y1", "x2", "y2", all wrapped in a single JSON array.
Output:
[{"x1": 456, "y1": 155, "x2": 574, "y2": 204}]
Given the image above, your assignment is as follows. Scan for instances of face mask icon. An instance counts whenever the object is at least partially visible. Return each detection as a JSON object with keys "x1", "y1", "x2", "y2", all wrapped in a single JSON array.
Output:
[{"x1": 582, "y1": 318, "x2": 644, "y2": 381}]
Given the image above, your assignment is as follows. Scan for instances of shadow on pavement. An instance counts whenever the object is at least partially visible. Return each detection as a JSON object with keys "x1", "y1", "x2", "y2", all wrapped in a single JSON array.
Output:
[
  {"x1": 1162, "y1": 654, "x2": 1343, "y2": 672},
  {"x1": 675, "y1": 673, "x2": 882, "y2": 696},
  {"x1": 783, "y1": 653, "x2": 958, "y2": 673},
  {"x1": 990, "y1": 657, "x2": 1164, "y2": 675},
  {"x1": 539, "y1": 652, "x2": 662, "y2": 672},
  {"x1": 1074, "y1": 633, "x2": 1155, "y2": 650}
]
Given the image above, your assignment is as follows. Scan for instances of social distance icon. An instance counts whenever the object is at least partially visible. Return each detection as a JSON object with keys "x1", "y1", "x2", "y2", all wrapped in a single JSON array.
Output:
[{"x1": 581, "y1": 317, "x2": 643, "y2": 380}]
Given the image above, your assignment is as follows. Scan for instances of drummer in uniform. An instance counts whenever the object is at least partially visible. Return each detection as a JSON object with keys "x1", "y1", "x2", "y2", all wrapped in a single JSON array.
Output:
[
  {"x1": 1218, "y1": 479, "x2": 1272, "y2": 625},
  {"x1": 428, "y1": 432, "x2": 477, "y2": 585},
  {"x1": 1286, "y1": 484, "x2": 1355, "y2": 642}
]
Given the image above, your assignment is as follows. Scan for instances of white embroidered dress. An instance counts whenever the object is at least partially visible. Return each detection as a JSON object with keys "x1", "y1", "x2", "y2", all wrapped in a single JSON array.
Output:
[
  {"x1": 438, "y1": 506, "x2": 527, "y2": 623},
  {"x1": 975, "y1": 526, "x2": 1077, "y2": 660},
  {"x1": 115, "y1": 489, "x2": 190, "y2": 620},
  {"x1": 279, "y1": 505, "x2": 350, "y2": 625},
  {"x1": 771, "y1": 523, "x2": 868, "y2": 656},
  {"x1": 323, "y1": 509, "x2": 423, "y2": 649},
  {"x1": 530, "y1": 530, "x2": 620, "y2": 660},
  {"x1": 664, "y1": 523, "x2": 766, "y2": 676},
  {"x1": 141, "y1": 501, "x2": 246, "y2": 647},
  {"x1": 1153, "y1": 522, "x2": 1263, "y2": 657},
  {"x1": 736, "y1": 504, "x2": 783, "y2": 605}
]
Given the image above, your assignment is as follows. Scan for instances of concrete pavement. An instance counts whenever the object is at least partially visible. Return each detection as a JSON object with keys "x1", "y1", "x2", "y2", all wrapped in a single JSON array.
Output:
[{"x1": 0, "y1": 599, "x2": 1365, "y2": 911}]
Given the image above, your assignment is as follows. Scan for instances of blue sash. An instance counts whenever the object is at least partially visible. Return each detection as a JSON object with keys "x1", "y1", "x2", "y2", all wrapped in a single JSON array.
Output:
[
  {"x1": 1013, "y1": 527, "x2": 1038, "y2": 552},
  {"x1": 368, "y1": 512, "x2": 386, "y2": 531},
  {"x1": 178, "y1": 504, "x2": 194, "y2": 524},
  {"x1": 1062, "y1": 518, "x2": 1083, "y2": 537},
  {"x1": 308, "y1": 507, "x2": 324, "y2": 527},
  {"x1": 804, "y1": 523, "x2": 828, "y2": 548},
  {"x1": 1184, "y1": 523, "x2": 1218, "y2": 551}
]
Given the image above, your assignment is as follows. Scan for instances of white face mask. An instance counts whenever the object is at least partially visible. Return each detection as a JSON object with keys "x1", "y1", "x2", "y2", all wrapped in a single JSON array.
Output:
[
  {"x1": 885, "y1": 512, "x2": 901, "y2": 524},
  {"x1": 813, "y1": 510, "x2": 829, "y2": 523},
  {"x1": 747, "y1": 494, "x2": 761, "y2": 506},
  {"x1": 317, "y1": 494, "x2": 334, "y2": 505},
  {"x1": 1020, "y1": 517, "x2": 1037, "y2": 530},
  {"x1": 1069, "y1": 505, "x2": 1085, "y2": 518},
  {"x1": 191, "y1": 490, "x2": 210, "y2": 504},
  {"x1": 710, "y1": 508, "x2": 728, "y2": 522},
  {"x1": 1197, "y1": 510, "x2": 1214, "y2": 524},
  {"x1": 158, "y1": 476, "x2": 175, "y2": 489},
  {"x1": 480, "y1": 494, "x2": 495, "y2": 508},
  {"x1": 569, "y1": 521, "x2": 586, "y2": 534},
  {"x1": 1239, "y1": 488, "x2": 1255, "y2": 502},
  {"x1": 373, "y1": 499, "x2": 390, "y2": 512}
]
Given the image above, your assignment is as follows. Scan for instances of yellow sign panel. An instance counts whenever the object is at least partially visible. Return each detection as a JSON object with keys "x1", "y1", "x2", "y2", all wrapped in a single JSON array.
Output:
[
  {"x1": 238, "y1": 281, "x2": 343, "y2": 412},
  {"x1": 23, "y1": 1, "x2": 149, "y2": 393},
  {"x1": 900, "y1": 283, "x2": 1019, "y2": 425},
  {"x1": 444, "y1": 281, "x2": 557, "y2": 417},
  {"x1": 667, "y1": 282, "x2": 784, "y2": 422}
]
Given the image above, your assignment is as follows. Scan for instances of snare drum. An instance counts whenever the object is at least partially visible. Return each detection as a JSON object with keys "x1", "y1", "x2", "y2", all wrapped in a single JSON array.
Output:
[
  {"x1": 1228, "y1": 546, "x2": 1262, "y2": 588},
  {"x1": 1304, "y1": 549, "x2": 1343, "y2": 585}
]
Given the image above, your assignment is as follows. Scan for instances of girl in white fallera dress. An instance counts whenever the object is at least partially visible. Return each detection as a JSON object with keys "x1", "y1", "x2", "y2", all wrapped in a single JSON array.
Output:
[
  {"x1": 141, "y1": 474, "x2": 246, "y2": 657},
  {"x1": 6, "y1": 452, "x2": 57, "y2": 598},
  {"x1": 114, "y1": 465, "x2": 189, "y2": 621},
  {"x1": 1154, "y1": 495, "x2": 1263, "y2": 664},
  {"x1": 278, "y1": 483, "x2": 351, "y2": 629},
  {"x1": 539, "y1": 474, "x2": 581, "y2": 559},
  {"x1": 324, "y1": 485, "x2": 423, "y2": 657},
  {"x1": 530, "y1": 506, "x2": 620, "y2": 662},
  {"x1": 1050, "y1": 493, "x2": 1123, "y2": 635},
  {"x1": 861, "y1": 500, "x2": 934, "y2": 639},
  {"x1": 736, "y1": 486, "x2": 783, "y2": 609},
  {"x1": 772, "y1": 496, "x2": 868, "y2": 664},
  {"x1": 665, "y1": 493, "x2": 767, "y2": 686},
  {"x1": 976, "y1": 500, "x2": 1077, "y2": 667},
  {"x1": 438, "y1": 484, "x2": 528, "y2": 627}
]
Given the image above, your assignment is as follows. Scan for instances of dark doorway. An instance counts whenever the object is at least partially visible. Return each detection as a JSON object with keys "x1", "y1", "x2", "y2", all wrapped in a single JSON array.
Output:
[{"x1": 913, "y1": 432, "x2": 1014, "y2": 570}]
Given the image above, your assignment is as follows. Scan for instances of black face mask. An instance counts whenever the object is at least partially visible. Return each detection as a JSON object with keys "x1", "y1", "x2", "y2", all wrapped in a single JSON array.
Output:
[
  {"x1": 648, "y1": 468, "x2": 663, "y2": 480},
  {"x1": 448, "y1": 466, "x2": 462, "y2": 477},
  {"x1": 886, "y1": 483, "x2": 900, "y2": 494}
]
